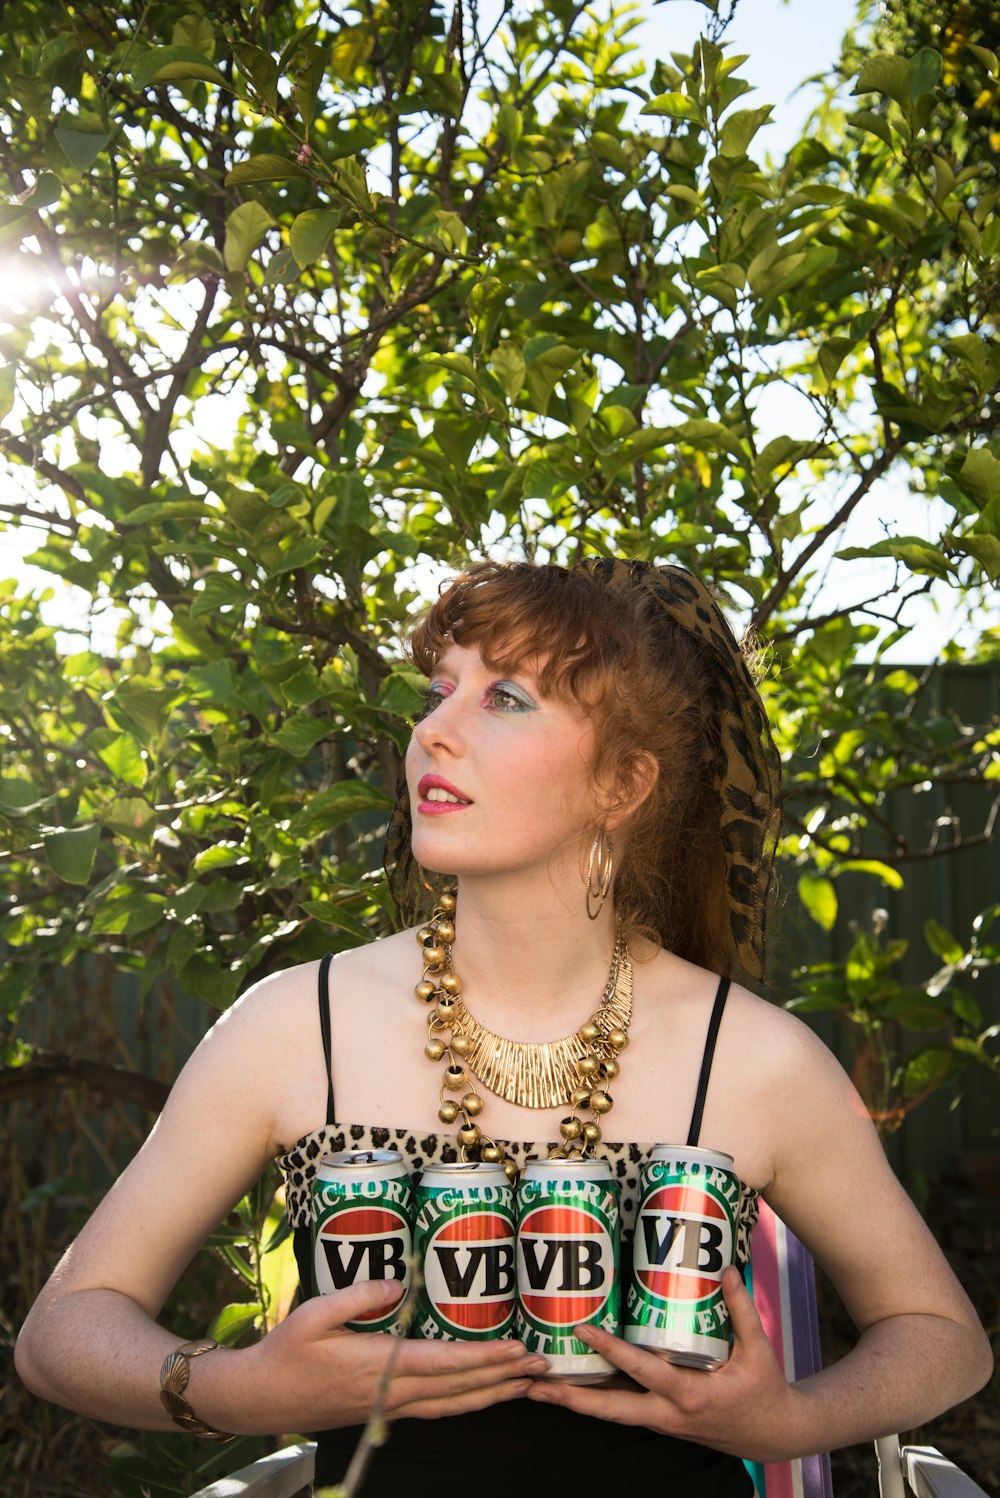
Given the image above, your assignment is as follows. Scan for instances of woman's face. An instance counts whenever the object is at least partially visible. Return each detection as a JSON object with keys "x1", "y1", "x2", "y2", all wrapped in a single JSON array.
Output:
[{"x1": 406, "y1": 641, "x2": 602, "y2": 883}]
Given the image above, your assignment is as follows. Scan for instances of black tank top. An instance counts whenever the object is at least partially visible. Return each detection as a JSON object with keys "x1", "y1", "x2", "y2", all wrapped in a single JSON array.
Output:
[{"x1": 303, "y1": 959, "x2": 753, "y2": 1497}]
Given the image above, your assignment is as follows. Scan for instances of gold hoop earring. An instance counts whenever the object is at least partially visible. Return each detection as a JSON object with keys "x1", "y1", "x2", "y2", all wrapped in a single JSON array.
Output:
[{"x1": 584, "y1": 831, "x2": 614, "y2": 920}]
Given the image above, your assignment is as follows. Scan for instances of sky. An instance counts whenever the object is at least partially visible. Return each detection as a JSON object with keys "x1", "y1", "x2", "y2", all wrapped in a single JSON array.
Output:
[{"x1": 3, "y1": 0, "x2": 986, "y2": 661}]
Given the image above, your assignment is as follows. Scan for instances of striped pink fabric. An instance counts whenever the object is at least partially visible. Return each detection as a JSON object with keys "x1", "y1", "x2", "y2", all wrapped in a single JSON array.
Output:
[{"x1": 748, "y1": 1203, "x2": 833, "y2": 1498}]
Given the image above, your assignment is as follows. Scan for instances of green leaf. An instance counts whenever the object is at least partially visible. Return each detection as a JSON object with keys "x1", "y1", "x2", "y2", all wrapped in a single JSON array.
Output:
[
  {"x1": 837, "y1": 860, "x2": 905, "y2": 890},
  {"x1": 376, "y1": 670, "x2": 427, "y2": 717},
  {"x1": 91, "y1": 887, "x2": 166, "y2": 936},
  {"x1": 0, "y1": 364, "x2": 15, "y2": 423},
  {"x1": 910, "y1": 47, "x2": 942, "y2": 100},
  {"x1": 191, "y1": 573, "x2": 251, "y2": 617},
  {"x1": 490, "y1": 343, "x2": 526, "y2": 400},
  {"x1": 101, "y1": 797, "x2": 158, "y2": 842},
  {"x1": 883, "y1": 992, "x2": 950, "y2": 1031},
  {"x1": 852, "y1": 54, "x2": 914, "y2": 110},
  {"x1": 957, "y1": 534, "x2": 1000, "y2": 583},
  {"x1": 54, "y1": 126, "x2": 110, "y2": 171},
  {"x1": 641, "y1": 92, "x2": 702, "y2": 122},
  {"x1": 121, "y1": 498, "x2": 207, "y2": 527},
  {"x1": 131, "y1": 45, "x2": 232, "y2": 92},
  {"x1": 293, "y1": 781, "x2": 394, "y2": 837},
  {"x1": 207, "y1": 1301, "x2": 259, "y2": 1346},
  {"x1": 902, "y1": 1046, "x2": 957, "y2": 1097},
  {"x1": 719, "y1": 106, "x2": 772, "y2": 158},
  {"x1": 192, "y1": 842, "x2": 247, "y2": 874},
  {"x1": 958, "y1": 448, "x2": 1000, "y2": 507},
  {"x1": 43, "y1": 824, "x2": 101, "y2": 884},
  {"x1": 233, "y1": 42, "x2": 280, "y2": 111},
  {"x1": 300, "y1": 900, "x2": 372, "y2": 942},
  {"x1": 226, "y1": 154, "x2": 309, "y2": 186},
  {"x1": 269, "y1": 713, "x2": 331, "y2": 756},
  {"x1": 798, "y1": 874, "x2": 838, "y2": 932},
  {"x1": 0, "y1": 775, "x2": 39, "y2": 812},
  {"x1": 263, "y1": 245, "x2": 300, "y2": 286},
  {"x1": 433, "y1": 210, "x2": 468, "y2": 255},
  {"x1": 224, "y1": 200, "x2": 275, "y2": 272},
  {"x1": 524, "y1": 345, "x2": 577, "y2": 417},
  {"x1": 848, "y1": 110, "x2": 896, "y2": 148},
  {"x1": 924, "y1": 918, "x2": 964, "y2": 965},
  {"x1": 289, "y1": 208, "x2": 341, "y2": 269},
  {"x1": 817, "y1": 338, "x2": 857, "y2": 388},
  {"x1": 95, "y1": 733, "x2": 148, "y2": 788},
  {"x1": 591, "y1": 131, "x2": 631, "y2": 173},
  {"x1": 497, "y1": 103, "x2": 523, "y2": 149}
]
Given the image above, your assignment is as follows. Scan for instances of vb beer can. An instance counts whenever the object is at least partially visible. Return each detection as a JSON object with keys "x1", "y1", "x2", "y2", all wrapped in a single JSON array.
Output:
[
  {"x1": 412, "y1": 1162, "x2": 516, "y2": 1340},
  {"x1": 625, "y1": 1145, "x2": 741, "y2": 1369},
  {"x1": 515, "y1": 1158, "x2": 620, "y2": 1382},
  {"x1": 311, "y1": 1149, "x2": 413, "y2": 1335}
]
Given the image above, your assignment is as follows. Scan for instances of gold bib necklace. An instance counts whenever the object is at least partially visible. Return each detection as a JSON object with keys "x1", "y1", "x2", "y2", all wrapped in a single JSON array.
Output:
[{"x1": 414, "y1": 893, "x2": 632, "y2": 1179}]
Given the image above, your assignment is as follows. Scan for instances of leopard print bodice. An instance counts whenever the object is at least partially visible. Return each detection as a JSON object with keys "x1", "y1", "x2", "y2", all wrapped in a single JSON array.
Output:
[
  {"x1": 277, "y1": 1125, "x2": 760, "y2": 1266},
  {"x1": 276, "y1": 960, "x2": 760, "y2": 1266}
]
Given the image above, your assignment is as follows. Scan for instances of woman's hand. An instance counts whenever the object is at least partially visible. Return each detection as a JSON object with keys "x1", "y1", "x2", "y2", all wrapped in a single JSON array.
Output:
[
  {"x1": 526, "y1": 1268, "x2": 806, "y2": 1464},
  {"x1": 203, "y1": 1279, "x2": 548, "y2": 1435}
]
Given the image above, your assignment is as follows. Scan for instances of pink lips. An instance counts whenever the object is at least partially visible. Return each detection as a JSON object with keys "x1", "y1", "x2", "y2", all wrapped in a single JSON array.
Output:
[{"x1": 416, "y1": 774, "x2": 473, "y2": 814}]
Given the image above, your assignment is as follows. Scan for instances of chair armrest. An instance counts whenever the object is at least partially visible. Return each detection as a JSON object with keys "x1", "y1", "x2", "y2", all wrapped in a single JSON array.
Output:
[
  {"x1": 901, "y1": 1446, "x2": 992, "y2": 1498},
  {"x1": 188, "y1": 1441, "x2": 316, "y2": 1498}
]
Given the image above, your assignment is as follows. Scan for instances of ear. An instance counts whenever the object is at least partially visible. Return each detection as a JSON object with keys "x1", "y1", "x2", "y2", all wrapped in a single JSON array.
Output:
[{"x1": 604, "y1": 750, "x2": 659, "y2": 831}]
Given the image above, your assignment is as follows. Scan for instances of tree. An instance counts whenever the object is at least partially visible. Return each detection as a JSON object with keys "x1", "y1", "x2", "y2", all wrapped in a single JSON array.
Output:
[
  {"x1": 2, "y1": 1, "x2": 999, "y2": 1491},
  {"x1": 1, "y1": 0, "x2": 997, "y2": 1101}
]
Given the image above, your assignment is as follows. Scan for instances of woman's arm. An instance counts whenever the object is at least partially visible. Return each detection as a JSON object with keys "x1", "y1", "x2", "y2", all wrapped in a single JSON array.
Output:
[
  {"x1": 527, "y1": 1004, "x2": 993, "y2": 1459},
  {"x1": 14, "y1": 966, "x2": 544, "y2": 1433}
]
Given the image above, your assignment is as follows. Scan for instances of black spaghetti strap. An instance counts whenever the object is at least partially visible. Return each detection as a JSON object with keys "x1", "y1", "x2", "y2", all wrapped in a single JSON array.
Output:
[
  {"x1": 686, "y1": 976, "x2": 731, "y2": 1148},
  {"x1": 317, "y1": 952, "x2": 336, "y2": 1125}
]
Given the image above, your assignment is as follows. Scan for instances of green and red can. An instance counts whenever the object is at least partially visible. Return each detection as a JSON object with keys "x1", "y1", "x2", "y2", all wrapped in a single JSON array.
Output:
[
  {"x1": 515, "y1": 1158, "x2": 620, "y2": 1382},
  {"x1": 412, "y1": 1162, "x2": 516, "y2": 1340},
  {"x1": 625, "y1": 1145, "x2": 741, "y2": 1369},
  {"x1": 311, "y1": 1149, "x2": 413, "y2": 1335}
]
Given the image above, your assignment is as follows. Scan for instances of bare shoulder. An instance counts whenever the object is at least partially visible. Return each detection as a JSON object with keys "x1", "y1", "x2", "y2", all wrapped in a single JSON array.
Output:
[
  {"x1": 169, "y1": 931, "x2": 411, "y2": 1152},
  {"x1": 720, "y1": 981, "x2": 862, "y2": 1126}
]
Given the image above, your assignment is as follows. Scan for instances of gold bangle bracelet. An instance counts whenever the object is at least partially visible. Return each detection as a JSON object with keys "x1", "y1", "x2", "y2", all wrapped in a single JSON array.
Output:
[{"x1": 159, "y1": 1338, "x2": 236, "y2": 1443}]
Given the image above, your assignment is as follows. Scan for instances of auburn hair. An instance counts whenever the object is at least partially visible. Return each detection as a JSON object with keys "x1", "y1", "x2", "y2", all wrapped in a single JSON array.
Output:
[{"x1": 406, "y1": 561, "x2": 740, "y2": 977}]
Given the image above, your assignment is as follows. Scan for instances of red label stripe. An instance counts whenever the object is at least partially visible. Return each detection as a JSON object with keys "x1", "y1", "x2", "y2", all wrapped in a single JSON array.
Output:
[
  {"x1": 638, "y1": 1269, "x2": 721, "y2": 1303},
  {"x1": 322, "y1": 1206, "x2": 406, "y2": 1236},
  {"x1": 644, "y1": 1186, "x2": 725, "y2": 1219},
  {"x1": 438, "y1": 1301, "x2": 515, "y2": 1331},
  {"x1": 437, "y1": 1213, "x2": 513, "y2": 1241},
  {"x1": 521, "y1": 1294, "x2": 606, "y2": 1326},
  {"x1": 522, "y1": 1206, "x2": 600, "y2": 1235}
]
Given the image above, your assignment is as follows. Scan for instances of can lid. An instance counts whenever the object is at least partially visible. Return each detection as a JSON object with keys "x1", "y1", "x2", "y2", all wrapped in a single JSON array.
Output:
[
  {"x1": 521, "y1": 1157, "x2": 614, "y2": 1179},
  {"x1": 319, "y1": 1148, "x2": 404, "y2": 1168},
  {"x1": 419, "y1": 1160, "x2": 503, "y2": 1172},
  {"x1": 648, "y1": 1144, "x2": 735, "y2": 1168}
]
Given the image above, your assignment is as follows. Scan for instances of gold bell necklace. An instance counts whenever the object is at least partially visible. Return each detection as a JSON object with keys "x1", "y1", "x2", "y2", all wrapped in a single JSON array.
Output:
[{"x1": 415, "y1": 892, "x2": 632, "y2": 1181}]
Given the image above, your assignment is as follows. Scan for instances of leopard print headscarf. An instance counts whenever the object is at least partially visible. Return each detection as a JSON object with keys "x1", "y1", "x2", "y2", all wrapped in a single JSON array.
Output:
[{"x1": 384, "y1": 558, "x2": 781, "y2": 982}]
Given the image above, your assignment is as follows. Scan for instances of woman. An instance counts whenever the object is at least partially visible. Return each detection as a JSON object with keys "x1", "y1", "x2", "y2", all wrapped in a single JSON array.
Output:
[{"x1": 15, "y1": 559, "x2": 992, "y2": 1496}]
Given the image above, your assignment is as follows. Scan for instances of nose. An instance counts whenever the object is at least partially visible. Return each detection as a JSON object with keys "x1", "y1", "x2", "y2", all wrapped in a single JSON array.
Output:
[{"x1": 411, "y1": 692, "x2": 466, "y2": 757}]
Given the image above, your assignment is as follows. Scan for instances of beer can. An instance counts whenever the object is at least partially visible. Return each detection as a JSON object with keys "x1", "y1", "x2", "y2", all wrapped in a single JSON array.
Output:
[
  {"x1": 625, "y1": 1144, "x2": 741, "y2": 1369},
  {"x1": 311, "y1": 1149, "x2": 413, "y2": 1335},
  {"x1": 412, "y1": 1162, "x2": 516, "y2": 1340},
  {"x1": 515, "y1": 1158, "x2": 620, "y2": 1382}
]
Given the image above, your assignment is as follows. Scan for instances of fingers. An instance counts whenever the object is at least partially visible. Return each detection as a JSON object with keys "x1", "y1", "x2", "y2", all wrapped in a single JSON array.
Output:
[
  {"x1": 390, "y1": 1335, "x2": 536, "y2": 1377},
  {"x1": 527, "y1": 1376, "x2": 653, "y2": 1427},
  {"x1": 386, "y1": 1351, "x2": 549, "y2": 1411},
  {"x1": 395, "y1": 1373, "x2": 536, "y2": 1421},
  {"x1": 566, "y1": 1325, "x2": 687, "y2": 1392},
  {"x1": 297, "y1": 1277, "x2": 405, "y2": 1333},
  {"x1": 722, "y1": 1266, "x2": 767, "y2": 1348}
]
